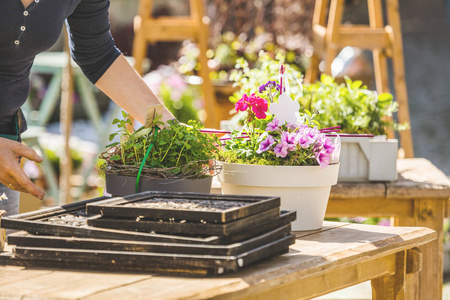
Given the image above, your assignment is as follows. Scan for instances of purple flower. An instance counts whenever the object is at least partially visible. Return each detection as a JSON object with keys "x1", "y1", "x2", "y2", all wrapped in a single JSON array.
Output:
[
  {"x1": 295, "y1": 130, "x2": 315, "y2": 149},
  {"x1": 266, "y1": 118, "x2": 280, "y2": 131},
  {"x1": 273, "y1": 143, "x2": 289, "y2": 158},
  {"x1": 322, "y1": 137, "x2": 336, "y2": 154},
  {"x1": 259, "y1": 81, "x2": 277, "y2": 93},
  {"x1": 257, "y1": 135, "x2": 276, "y2": 154},
  {"x1": 280, "y1": 131, "x2": 296, "y2": 151},
  {"x1": 315, "y1": 149, "x2": 331, "y2": 168}
]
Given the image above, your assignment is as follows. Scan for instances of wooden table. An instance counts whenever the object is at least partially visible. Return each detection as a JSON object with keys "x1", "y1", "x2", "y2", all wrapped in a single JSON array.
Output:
[
  {"x1": 327, "y1": 158, "x2": 450, "y2": 300},
  {"x1": 0, "y1": 222, "x2": 435, "y2": 299}
]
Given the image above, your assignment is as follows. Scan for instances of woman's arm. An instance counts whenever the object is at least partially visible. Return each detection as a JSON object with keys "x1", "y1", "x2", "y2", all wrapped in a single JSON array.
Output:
[{"x1": 95, "y1": 55, "x2": 175, "y2": 125}]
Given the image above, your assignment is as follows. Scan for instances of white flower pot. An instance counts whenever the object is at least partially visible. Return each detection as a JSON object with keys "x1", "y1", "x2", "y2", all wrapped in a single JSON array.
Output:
[
  {"x1": 338, "y1": 136, "x2": 398, "y2": 182},
  {"x1": 218, "y1": 162, "x2": 340, "y2": 231}
]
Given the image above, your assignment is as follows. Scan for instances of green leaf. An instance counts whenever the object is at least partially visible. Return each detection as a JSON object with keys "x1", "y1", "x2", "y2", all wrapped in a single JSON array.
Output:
[{"x1": 110, "y1": 155, "x2": 121, "y2": 161}]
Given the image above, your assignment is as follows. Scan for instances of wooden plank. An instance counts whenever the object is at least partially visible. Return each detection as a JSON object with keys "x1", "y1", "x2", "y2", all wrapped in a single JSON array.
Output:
[
  {"x1": 371, "y1": 251, "x2": 407, "y2": 299},
  {"x1": 326, "y1": 198, "x2": 414, "y2": 218},
  {"x1": 324, "y1": 0, "x2": 345, "y2": 74},
  {"x1": 387, "y1": 159, "x2": 450, "y2": 198},
  {"x1": 0, "y1": 265, "x2": 52, "y2": 286},
  {"x1": 406, "y1": 199, "x2": 444, "y2": 300},
  {"x1": 330, "y1": 182, "x2": 386, "y2": 199},
  {"x1": 337, "y1": 26, "x2": 391, "y2": 49},
  {"x1": 212, "y1": 253, "x2": 398, "y2": 300},
  {"x1": 386, "y1": 0, "x2": 414, "y2": 158},
  {"x1": 0, "y1": 271, "x2": 151, "y2": 300}
]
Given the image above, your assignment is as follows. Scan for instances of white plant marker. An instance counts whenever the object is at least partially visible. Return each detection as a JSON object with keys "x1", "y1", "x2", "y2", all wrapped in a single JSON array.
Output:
[
  {"x1": 269, "y1": 93, "x2": 300, "y2": 125},
  {"x1": 269, "y1": 64, "x2": 301, "y2": 125}
]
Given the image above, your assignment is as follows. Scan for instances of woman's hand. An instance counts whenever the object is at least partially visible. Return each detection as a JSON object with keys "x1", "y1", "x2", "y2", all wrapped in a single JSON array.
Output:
[{"x1": 0, "y1": 138, "x2": 45, "y2": 199}]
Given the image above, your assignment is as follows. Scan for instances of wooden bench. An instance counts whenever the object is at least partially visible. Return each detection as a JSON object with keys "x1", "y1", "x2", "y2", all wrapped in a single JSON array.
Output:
[
  {"x1": 0, "y1": 222, "x2": 435, "y2": 299},
  {"x1": 327, "y1": 158, "x2": 450, "y2": 299}
]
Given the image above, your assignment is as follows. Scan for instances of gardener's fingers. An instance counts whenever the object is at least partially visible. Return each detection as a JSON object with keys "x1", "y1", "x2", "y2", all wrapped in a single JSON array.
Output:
[
  {"x1": 0, "y1": 138, "x2": 45, "y2": 199},
  {"x1": 9, "y1": 168, "x2": 45, "y2": 199},
  {"x1": 12, "y1": 142, "x2": 43, "y2": 164},
  {"x1": 2, "y1": 174, "x2": 28, "y2": 193}
]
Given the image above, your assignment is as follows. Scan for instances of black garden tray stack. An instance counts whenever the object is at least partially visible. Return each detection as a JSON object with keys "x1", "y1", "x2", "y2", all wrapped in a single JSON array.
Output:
[{"x1": 0, "y1": 192, "x2": 296, "y2": 276}]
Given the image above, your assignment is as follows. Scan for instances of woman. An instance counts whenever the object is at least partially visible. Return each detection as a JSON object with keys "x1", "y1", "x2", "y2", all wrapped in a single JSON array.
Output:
[{"x1": 0, "y1": 0, "x2": 176, "y2": 215}]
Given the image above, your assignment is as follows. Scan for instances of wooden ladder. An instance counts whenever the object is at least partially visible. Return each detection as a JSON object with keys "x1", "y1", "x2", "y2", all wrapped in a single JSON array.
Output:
[
  {"x1": 306, "y1": 0, "x2": 414, "y2": 158},
  {"x1": 132, "y1": 0, "x2": 219, "y2": 128}
]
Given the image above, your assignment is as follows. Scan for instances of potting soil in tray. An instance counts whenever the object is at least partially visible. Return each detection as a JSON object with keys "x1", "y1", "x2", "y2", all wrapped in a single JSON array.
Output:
[
  {"x1": 0, "y1": 191, "x2": 297, "y2": 276},
  {"x1": 86, "y1": 191, "x2": 280, "y2": 223}
]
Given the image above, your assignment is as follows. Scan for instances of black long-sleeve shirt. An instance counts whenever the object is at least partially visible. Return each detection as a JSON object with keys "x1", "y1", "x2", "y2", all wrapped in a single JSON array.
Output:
[{"x1": 0, "y1": 0, "x2": 121, "y2": 136}]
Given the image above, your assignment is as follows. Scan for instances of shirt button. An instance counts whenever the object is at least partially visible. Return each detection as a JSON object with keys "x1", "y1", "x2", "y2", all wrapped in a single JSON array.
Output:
[
  {"x1": 35, "y1": 0, "x2": 39, "y2": 2},
  {"x1": 14, "y1": 40, "x2": 20, "y2": 45},
  {"x1": 23, "y1": 11, "x2": 29, "y2": 16},
  {"x1": 20, "y1": 26, "x2": 26, "y2": 31}
]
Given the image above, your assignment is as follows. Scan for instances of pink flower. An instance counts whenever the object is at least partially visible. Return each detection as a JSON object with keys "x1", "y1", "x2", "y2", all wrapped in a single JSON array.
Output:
[
  {"x1": 266, "y1": 118, "x2": 280, "y2": 131},
  {"x1": 235, "y1": 94, "x2": 249, "y2": 112},
  {"x1": 315, "y1": 149, "x2": 331, "y2": 168},
  {"x1": 274, "y1": 143, "x2": 288, "y2": 158},
  {"x1": 295, "y1": 130, "x2": 315, "y2": 149},
  {"x1": 322, "y1": 137, "x2": 335, "y2": 154},
  {"x1": 257, "y1": 135, "x2": 275, "y2": 153},
  {"x1": 250, "y1": 94, "x2": 268, "y2": 119},
  {"x1": 280, "y1": 131, "x2": 296, "y2": 151}
]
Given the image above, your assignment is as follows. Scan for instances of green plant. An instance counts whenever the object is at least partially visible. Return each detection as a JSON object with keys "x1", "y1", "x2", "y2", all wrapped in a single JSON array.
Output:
[
  {"x1": 229, "y1": 52, "x2": 303, "y2": 104},
  {"x1": 44, "y1": 148, "x2": 83, "y2": 175},
  {"x1": 301, "y1": 74, "x2": 406, "y2": 135},
  {"x1": 100, "y1": 112, "x2": 219, "y2": 179},
  {"x1": 177, "y1": 32, "x2": 306, "y2": 82}
]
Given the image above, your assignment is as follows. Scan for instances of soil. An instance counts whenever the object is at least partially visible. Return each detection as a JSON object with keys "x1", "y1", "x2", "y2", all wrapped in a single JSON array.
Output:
[{"x1": 125, "y1": 197, "x2": 249, "y2": 212}]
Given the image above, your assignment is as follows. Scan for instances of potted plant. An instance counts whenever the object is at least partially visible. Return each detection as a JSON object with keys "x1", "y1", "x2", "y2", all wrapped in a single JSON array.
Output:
[
  {"x1": 99, "y1": 113, "x2": 220, "y2": 196},
  {"x1": 218, "y1": 58, "x2": 340, "y2": 231},
  {"x1": 301, "y1": 74, "x2": 406, "y2": 182}
]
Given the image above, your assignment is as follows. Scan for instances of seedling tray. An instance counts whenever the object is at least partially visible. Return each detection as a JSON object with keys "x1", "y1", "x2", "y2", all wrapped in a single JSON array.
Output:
[
  {"x1": 10, "y1": 234, "x2": 295, "y2": 275},
  {"x1": 1, "y1": 191, "x2": 296, "y2": 245},
  {"x1": 0, "y1": 195, "x2": 220, "y2": 245},
  {"x1": 86, "y1": 191, "x2": 280, "y2": 224},
  {"x1": 7, "y1": 224, "x2": 292, "y2": 257},
  {"x1": 87, "y1": 207, "x2": 280, "y2": 236}
]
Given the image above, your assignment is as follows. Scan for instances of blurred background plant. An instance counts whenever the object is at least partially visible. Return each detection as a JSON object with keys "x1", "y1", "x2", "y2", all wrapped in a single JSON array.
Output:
[
  {"x1": 143, "y1": 65, "x2": 202, "y2": 123},
  {"x1": 301, "y1": 74, "x2": 408, "y2": 135}
]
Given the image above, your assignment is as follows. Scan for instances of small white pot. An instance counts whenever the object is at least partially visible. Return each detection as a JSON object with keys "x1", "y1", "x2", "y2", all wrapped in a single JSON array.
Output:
[{"x1": 218, "y1": 162, "x2": 340, "y2": 231}]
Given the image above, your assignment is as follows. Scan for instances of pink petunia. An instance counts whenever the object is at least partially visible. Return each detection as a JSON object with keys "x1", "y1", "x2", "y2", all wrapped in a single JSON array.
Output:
[
  {"x1": 266, "y1": 118, "x2": 280, "y2": 131},
  {"x1": 322, "y1": 137, "x2": 336, "y2": 154},
  {"x1": 315, "y1": 149, "x2": 331, "y2": 168},
  {"x1": 280, "y1": 131, "x2": 296, "y2": 151},
  {"x1": 273, "y1": 143, "x2": 289, "y2": 158},
  {"x1": 256, "y1": 135, "x2": 276, "y2": 154}
]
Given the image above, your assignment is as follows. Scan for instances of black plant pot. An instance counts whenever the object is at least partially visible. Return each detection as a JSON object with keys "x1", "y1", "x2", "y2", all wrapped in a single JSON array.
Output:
[{"x1": 105, "y1": 174, "x2": 213, "y2": 197}]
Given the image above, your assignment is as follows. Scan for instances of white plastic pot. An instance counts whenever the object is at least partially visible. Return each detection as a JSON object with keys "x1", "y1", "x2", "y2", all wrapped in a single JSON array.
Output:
[
  {"x1": 338, "y1": 136, "x2": 398, "y2": 182},
  {"x1": 218, "y1": 162, "x2": 340, "y2": 231}
]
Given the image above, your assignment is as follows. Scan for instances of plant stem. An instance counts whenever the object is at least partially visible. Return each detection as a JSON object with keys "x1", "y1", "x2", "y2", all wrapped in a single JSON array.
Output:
[
  {"x1": 160, "y1": 133, "x2": 177, "y2": 163},
  {"x1": 176, "y1": 142, "x2": 188, "y2": 166}
]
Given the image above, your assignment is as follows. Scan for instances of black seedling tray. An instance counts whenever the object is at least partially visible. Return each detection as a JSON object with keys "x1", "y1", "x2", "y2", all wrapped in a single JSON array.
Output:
[
  {"x1": 7, "y1": 224, "x2": 292, "y2": 257},
  {"x1": 1, "y1": 192, "x2": 295, "y2": 245},
  {"x1": 11, "y1": 234, "x2": 295, "y2": 275},
  {"x1": 86, "y1": 191, "x2": 280, "y2": 224},
  {"x1": 0, "y1": 195, "x2": 219, "y2": 244},
  {"x1": 87, "y1": 207, "x2": 280, "y2": 236}
]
